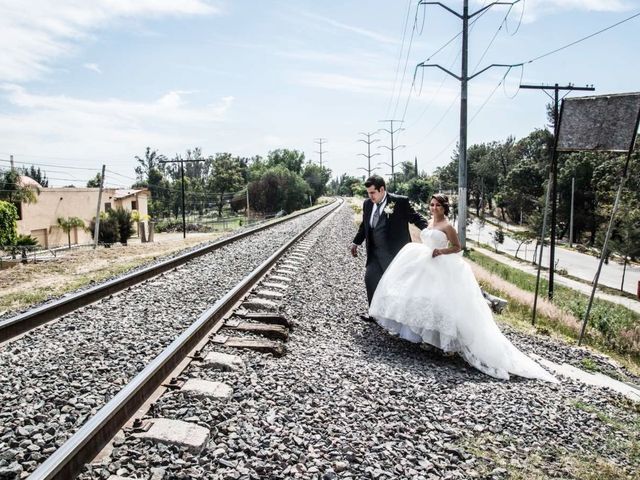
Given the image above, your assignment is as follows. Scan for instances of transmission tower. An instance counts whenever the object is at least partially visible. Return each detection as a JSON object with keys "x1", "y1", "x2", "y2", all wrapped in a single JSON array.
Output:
[
  {"x1": 378, "y1": 119, "x2": 405, "y2": 191},
  {"x1": 357, "y1": 132, "x2": 381, "y2": 177},
  {"x1": 315, "y1": 138, "x2": 327, "y2": 167}
]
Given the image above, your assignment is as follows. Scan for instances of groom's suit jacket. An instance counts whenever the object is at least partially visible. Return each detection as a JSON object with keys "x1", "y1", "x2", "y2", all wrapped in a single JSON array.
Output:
[{"x1": 352, "y1": 193, "x2": 428, "y2": 266}]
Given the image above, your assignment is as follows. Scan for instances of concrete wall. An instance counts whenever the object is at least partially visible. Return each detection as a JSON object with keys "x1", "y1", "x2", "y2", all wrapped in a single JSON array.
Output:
[{"x1": 17, "y1": 188, "x2": 149, "y2": 248}]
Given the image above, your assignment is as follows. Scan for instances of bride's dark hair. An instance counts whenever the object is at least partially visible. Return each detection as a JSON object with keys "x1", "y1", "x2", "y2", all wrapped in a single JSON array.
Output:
[{"x1": 431, "y1": 194, "x2": 450, "y2": 216}]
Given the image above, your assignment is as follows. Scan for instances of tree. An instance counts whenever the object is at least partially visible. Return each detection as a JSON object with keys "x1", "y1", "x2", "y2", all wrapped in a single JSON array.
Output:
[
  {"x1": 86, "y1": 173, "x2": 102, "y2": 188},
  {"x1": 208, "y1": 153, "x2": 246, "y2": 216},
  {"x1": 0, "y1": 201, "x2": 18, "y2": 247},
  {"x1": 56, "y1": 216, "x2": 86, "y2": 249},
  {"x1": 597, "y1": 195, "x2": 640, "y2": 291},
  {"x1": 135, "y1": 147, "x2": 167, "y2": 181},
  {"x1": 266, "y1": 149, "x2": 305, "y2": 174},
  {"x1": 302, "y1": 163, "x2": 331, "y2": 201},
  {"x1": 492, "y1": 227, "x2": 505, "y2": 253},
  {"x1": 499, "y1": 159, "x2": 546, "y2": 223},
  {"x1": 396, "y1": 177, "x2": 435, "y2": 203},
  {"x1": 328, "y1": 174, "x2": 363, "y2": 197},
  {"x1": 248, "y1": 166, "x2": 311, "y2": 214},
  {"x1": 0, "y1": 169, "x2": 38, "y2": 204},
  {"x1": 510, "y1": 229, "x2": 536, "y2": 260},
  {"x1": 18, "y1": 165, "x2": 49, "y2": 187}
]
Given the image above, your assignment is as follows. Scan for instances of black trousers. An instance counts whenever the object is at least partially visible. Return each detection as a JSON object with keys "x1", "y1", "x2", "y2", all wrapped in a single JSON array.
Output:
[{"x1": 364, "y1": 252, "x2": 393, "y2": 305}]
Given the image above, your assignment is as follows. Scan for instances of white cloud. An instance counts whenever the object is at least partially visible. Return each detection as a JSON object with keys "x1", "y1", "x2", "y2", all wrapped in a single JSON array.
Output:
[
  {"x1": 0, "y1": 0, "x2": 221, "y2": 82},
  {"x1": 506, "y1": 0, "x2": 635, "y2": 22},
  {"x1": 0, "y1": 85, "x2": 234, "y2": 175},
  {"x1": 83, "y1": 63, "x2": 102, "y2": 74}
]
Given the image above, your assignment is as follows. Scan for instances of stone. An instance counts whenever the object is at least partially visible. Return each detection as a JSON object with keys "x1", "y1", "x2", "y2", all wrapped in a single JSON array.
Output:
[
  {"x1": 181, "y1": 379, "x2": 233, "y2": 400},
  {"x1": 132, "y1": 418, "x2": 210, "y2": 453},
  {"x1": 202, "y1": 352, "x2": 246, "y2": 371}
]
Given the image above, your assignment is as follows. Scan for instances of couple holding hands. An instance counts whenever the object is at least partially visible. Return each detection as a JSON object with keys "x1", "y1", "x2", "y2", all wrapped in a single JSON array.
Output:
[{"x1": 350, "y1": 175, "x2": 555, "y2": 383}]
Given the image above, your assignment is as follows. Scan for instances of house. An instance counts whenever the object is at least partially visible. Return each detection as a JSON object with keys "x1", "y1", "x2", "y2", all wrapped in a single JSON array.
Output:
[{"x1": 15, "y1": 176, "x2": 150, "y2": 248}]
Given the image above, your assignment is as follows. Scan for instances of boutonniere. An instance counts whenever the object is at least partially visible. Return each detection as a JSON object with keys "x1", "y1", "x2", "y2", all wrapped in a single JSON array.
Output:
[{"x1": 384, "y1": 202, "x2": 395, "y2": 216}]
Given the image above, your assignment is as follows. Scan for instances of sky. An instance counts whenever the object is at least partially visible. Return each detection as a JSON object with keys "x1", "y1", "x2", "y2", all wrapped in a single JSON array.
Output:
[{"x1": 0, "y1": 0, "x2": 639, "y2": 189}]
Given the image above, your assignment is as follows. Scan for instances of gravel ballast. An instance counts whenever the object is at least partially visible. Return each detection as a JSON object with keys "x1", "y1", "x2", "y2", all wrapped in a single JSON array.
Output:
[
  {"x1": 0, "y1": 205, "x2": 333, "y2": 478},
  {"x1": 79, "y1": 202, "x2": 639, "y2": 479}
]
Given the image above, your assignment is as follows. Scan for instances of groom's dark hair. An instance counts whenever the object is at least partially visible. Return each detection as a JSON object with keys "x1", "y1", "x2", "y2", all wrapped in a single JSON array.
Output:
[{"x1": 364, "y1": 175, "x2": 386, "y2": 190}]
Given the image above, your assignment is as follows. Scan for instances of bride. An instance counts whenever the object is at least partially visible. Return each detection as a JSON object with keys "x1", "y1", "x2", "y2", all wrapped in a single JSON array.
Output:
[{"x1": 369, "y1": 194, "x2": 557, "y2": 382}]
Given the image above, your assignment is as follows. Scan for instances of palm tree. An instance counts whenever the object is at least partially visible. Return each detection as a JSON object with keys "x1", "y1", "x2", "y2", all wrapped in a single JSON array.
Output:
[{"x1": 57, "y1": 216, "x2": 85, "y2": 248}]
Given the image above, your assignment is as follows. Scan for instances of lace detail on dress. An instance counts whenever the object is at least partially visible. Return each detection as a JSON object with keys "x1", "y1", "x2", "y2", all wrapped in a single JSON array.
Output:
[{"x1": 369, "y1": 231, "x2": 557, "y2": 382}]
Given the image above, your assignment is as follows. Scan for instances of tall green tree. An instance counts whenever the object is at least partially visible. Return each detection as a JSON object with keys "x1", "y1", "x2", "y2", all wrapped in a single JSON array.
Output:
[
  {"x1": 86, "y1": 172, "x2": 102, "y2": 187},
  {"x1": 266, "y1": 149, "x2": 305, "y2": 174},
  {"x1": 135, "y1": 147, "x2": 167, "y2": 181},
  {"x1": 208, "y1": 153, "x2": 246, "y2": 216},
  {"x1": 248, "y1": 166, "x2": 311, "y2": 214},
  {"x1": 302, "y1": 162, "x2": 331, "y2": 201},
  {"x1": 18, "y1": 165, "x2": 49, "y2": 187}
]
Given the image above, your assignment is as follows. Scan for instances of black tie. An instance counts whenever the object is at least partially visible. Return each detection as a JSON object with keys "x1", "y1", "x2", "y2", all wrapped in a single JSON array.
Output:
[{"x1": 371, "y1": 202, "x2": 381, "y2": 228}]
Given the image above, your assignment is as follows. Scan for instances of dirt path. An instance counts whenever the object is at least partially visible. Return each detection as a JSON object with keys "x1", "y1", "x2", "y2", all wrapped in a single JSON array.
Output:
[{"x1": 0, "y1": 232, "x2": 223, "y2": 315}]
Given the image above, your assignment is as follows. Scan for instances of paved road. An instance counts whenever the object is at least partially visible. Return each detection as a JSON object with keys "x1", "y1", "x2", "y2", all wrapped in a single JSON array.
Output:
[{"x1": 465, "y1": 218, "x2": 640, "y2": 298}]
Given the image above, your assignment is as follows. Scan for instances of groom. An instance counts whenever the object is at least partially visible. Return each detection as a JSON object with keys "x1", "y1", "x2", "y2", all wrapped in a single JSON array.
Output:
[{"x1": 350, "y1": 175, "x2": 428, "y2": 311}]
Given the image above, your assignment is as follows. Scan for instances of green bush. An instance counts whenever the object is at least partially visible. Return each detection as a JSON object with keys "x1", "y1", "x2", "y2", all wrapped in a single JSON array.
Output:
[
  {"x1": 110, "y1": 207, "x2": 135, "y2": 245},
  {"x1": 89, "y1": 213, "x2": 119, "y2": 245},
  {"x1": 0, "y1": 200, "x2": 18, "y2": 247}
]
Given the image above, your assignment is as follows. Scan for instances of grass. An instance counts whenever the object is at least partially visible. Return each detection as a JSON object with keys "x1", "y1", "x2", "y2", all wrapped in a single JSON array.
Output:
[
  {"x1": 470, "y1": 237, "x2": 639, "y2": 302},
  {"x1": 0, "y1": 260, "x2": 146, "y2": 314},
  {"x1": 463, "y1": 429, "x2": 638, "y2": 480},
  {"x1": 580, "y1": 357, "x2": 599, "y2": 372},
  {"x1": 467, "y1": 249, "x2": 640, "y2": 366}
]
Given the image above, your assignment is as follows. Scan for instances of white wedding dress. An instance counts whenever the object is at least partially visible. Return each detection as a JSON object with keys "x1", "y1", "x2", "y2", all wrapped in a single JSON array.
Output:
[{"x1": 369, "y1": 228, "x2": 557, "y2": 382}]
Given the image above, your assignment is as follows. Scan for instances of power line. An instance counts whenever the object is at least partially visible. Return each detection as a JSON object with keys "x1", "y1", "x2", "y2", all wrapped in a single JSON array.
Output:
[
  {"x1": 0, "y1": 158, "x2": 101, "y2": 172},
  {"x1": 392, "y1": 6, "x2": 420, "y2": 118},
  {"x1": 526, "y1": 10, "x2": 640, "y2": 64},
  {"x1": 385, "y1": 0, "x2": 414, "y2": 119}
]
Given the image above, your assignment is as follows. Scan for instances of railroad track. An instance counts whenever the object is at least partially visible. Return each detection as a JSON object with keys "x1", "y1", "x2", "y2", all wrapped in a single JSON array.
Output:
[
  {"x1": 0, "y1": 199, "x2": 342, "y2": 480},
  {"x1": 0, "y1": 201, "x2": 334, "y2": 344}
]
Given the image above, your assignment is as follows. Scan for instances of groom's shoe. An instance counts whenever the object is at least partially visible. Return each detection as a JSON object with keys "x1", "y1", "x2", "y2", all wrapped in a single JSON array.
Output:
[{"x1": 359, "y1": 313, "x2": 374, "y2": 322}]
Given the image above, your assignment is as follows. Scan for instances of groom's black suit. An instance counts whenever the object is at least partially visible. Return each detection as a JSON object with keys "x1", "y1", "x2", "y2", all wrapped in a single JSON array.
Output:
[{"x1": 353, "y1": 193, "x2": 428, "y2": 304}]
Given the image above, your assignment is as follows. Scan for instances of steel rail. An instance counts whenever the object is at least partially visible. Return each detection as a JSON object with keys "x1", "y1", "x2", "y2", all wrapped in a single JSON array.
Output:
[
  {"x1": 27, "y1": 198, "x2": 341, "y2": 480},
  {"x1": 0, "y1": 202, "x2": 333, "y2": 343}
]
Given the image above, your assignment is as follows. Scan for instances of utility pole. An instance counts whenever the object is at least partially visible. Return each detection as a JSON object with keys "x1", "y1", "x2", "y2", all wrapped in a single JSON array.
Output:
[
  {"x1": 569, "y1": 176, "x2": 575, "y2": 247},
  {"x1": 357, "y1": 132, "x2": 381, "y2": 177},
  {"x1": 414, "y1": 156, "x2": 418, "y2": 177},
  {"x1": 315, "y1": 138, "x2": 327, "y2": 167},
  {"x1": 520, "y1": 83, "x2": 595, "y2": 299},
  {"x1": 417, "y1": 0, "x2": 521, "y2": 249},
  {"x1": 160, "y1": 157, "x2": 207, "y2": 239},
  {"x1": 378, "y1": 119, "x2": 404, "y2": 191},
  {"x1": 246, "y1": 187, "x2": 250, "y2": 222},
  {"x1": 9, "y1": 155, "x2": 14, "y2": 170},
  {"x1": 93, "y1": 165, "x2": 106, "y2": 249}
]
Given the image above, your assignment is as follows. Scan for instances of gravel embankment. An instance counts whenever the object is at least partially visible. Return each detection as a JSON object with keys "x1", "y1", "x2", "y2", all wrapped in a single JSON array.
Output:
[
  {"x1": 81, "y1": 202, "x2": 639, "y2": 479},
  {"x1": 0, "y1": 205, "x2": 333, "y2": 479}
]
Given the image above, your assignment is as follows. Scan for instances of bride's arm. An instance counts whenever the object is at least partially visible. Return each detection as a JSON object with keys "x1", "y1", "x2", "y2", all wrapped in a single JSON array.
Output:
[{"x1": 432, "y1": 225, "x2": 462, "y2": 257}]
